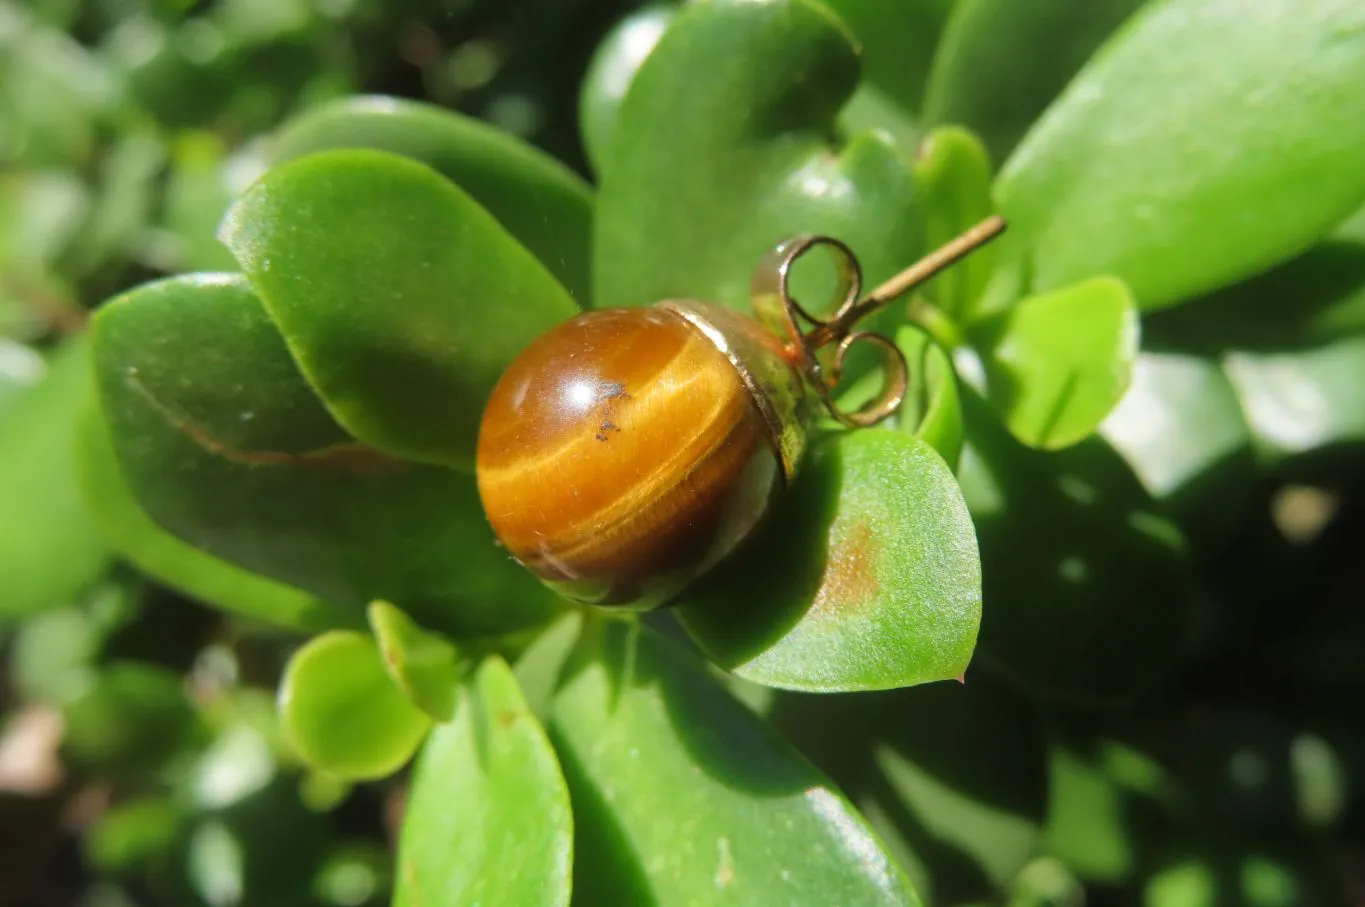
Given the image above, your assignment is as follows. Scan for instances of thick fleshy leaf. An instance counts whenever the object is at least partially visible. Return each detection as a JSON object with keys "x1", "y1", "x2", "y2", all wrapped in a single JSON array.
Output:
[
  {"x1": 271, "y1": 96, "x2": 594, "y2": 303},
  {"x1": 768, "y1": 677, "x2": 1046, "y2": 905},
  {"x1": 395, "y1": 656, "x2": 571, "y2": 907},
  {"x1": 958, "y1": 392, "x2": 1192, "y2": 705},
  {"x1": 594, "y1": 0, "x2": 924, "y2": 313},
  {"x1": 836, "y1": 84, "x2": 922, "y2": 159},
  {"x1": 856, "y1": 679, "x2": 1048, "y2": 904},
  {"x1": 220, "y1": 149, "x2": 579, "y2": 468},
  {"x1": 923, "y1": 0, "x2": 1145, "y2": 164},
  {"x1": 820, "y1": 0, "x2": 955, "y2": 116},
  {"x1": 75, "y1": 406, "x2": 346, "y2": 633},
  {"x1": 579, "y1": 4, "x2": 926, "y2": 192},
  {"x1": 1100, "y1": 352, "x2": 1258, "y2": 541},
  {"x1": 1146, "y1": 239, "x2": 1365, "y2": 351},
  {"x1": 839, "y1": 326, "x2": 963, "y2": 467},
  {"x1": 1139, "y1": 238, "x2": 1365, "y2": 470},
  {"x1": 0, "y1": 335, "x2": 111, "y2": 618},
  {"x1": 367, "y1": 600, "x2": 463, "y2": 722},
  {"x1": 677, "y1": 429, "x2": 980, "y2": 692},
  {"x1": 998, "y1": 0, "x2": 1365, "y2": 310},
  {"x1": 550, "y1": 620, "x2": 920, "y2": 906},
  {"x1": 914, "y1": 127, "x2": 996, "y2": 321},
  {"x1": 897, "y1": 329, "x2": 964, "y2": 469},
  {"x1": 512, "y1": 611, "x2": 585, "y2": 720},
  {"x1": 1223, "y1": 335, "x2": 1365, "y2": 465},
  {"x1": 969, "y1": 276, "x2": 1139, "y2": 450},
  {"x1": 579, "y1": 5, "x2": 676, "y2": 175},
  {"x1": 91, "y1": 273, "x2": 562, "y2": 637},
  {"x1": 278, "y1": 631, "x2": 430, "y2": 780}
]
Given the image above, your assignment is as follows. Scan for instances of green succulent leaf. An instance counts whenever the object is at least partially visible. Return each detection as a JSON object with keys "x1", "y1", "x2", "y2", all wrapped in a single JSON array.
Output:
[
  {"x1": 76, "y1": 405, "x2": 347, "y2": 633},
  {"x1": 271, "y1": 96, "x2": 594, "y2": 303},
  {"x1": 279, "y1": 631, "x2": 430, "y2": 780},
  {"x1": 997, "y1": 0, "x2": 1365, "y2": 309},
  {"x1": 678, "y1": 429, "x2": 979, "y2": 692},
  {"x1": 958, "y1": 392, "x2": 1192, "y2": 705},
  {"x1": 969, "y1": 276, "x2": 1139, "y2": 450},
  {"x1": 513, "y1": 611, "x2": 585, "y2": 721},
  {"x1": 220, "y1": 148, "x2": 579, "y2": 468},
  {"x1": 1100, "y1": 351, "x2": 1258, "y2": 541},
  {"x1": 914, "y1": 126, "x2": 997, "y2": 321},
  {"x1": 839, "y1": 326, "x2": 963, "y2": 467},
  {"x1": 550, "y1": 619, "x2": 920, "y2": 906},
  {"x1": 836, "y1": 84, "x2": 922, "y2": 160},
  {"x1": 820, "y1": 0, "x2": 955, "y2": 116},
  {"x1": 1223, "y1": 335, "x2": 1365, "y2": 465},
  {"x1": 1137, "y1": 238, "x2": 1365, "y2": 471},
  {"x1": 857, "y1": 679, "x2": 1048, "y2": 905},
  {"x1": 395, "y1": 656, "x2": 572, "y2": 907},
  {"x1": 367, "y1": 600, "x2": 464, "y2": 722},
  {"x1": 91, "y1": 273, "x2": 562, "y2": 637},
  {"x1": 594, "y1": 0, "x2": 924, "y2": 313},
  {"x1": 923, "y1": 0, "x2": 1146, "y2": 164},
  {"x1": 579, "y1": 5, "x2": 676, "y2": 175},
  {"x1": 0, "y1": 335, "x2": 111, "y2": 618},
  {"x1": 897, "y1": 328, "x2": 965, "y2": 469},
  {"x1": 1148, "y1": 239, "x2": 1365, "y2": 351}
]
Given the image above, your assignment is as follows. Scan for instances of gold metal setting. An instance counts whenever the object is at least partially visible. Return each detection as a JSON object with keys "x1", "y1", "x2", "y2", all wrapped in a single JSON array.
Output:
[
  {"x1": 660, "y1": 299, "x2": 809, "y2": 483},
  {"x1": 752, "y1": 215, "x2": 1008, "y2": 428}
]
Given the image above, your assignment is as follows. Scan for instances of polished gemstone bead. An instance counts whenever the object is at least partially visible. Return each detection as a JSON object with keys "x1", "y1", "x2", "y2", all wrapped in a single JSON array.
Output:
[{"x1": 476, "y1": 306, "x2": 787, "y2": 608}]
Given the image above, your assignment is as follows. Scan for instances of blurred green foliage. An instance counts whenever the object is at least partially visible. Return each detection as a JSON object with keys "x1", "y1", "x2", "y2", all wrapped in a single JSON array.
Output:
[{"x1": 3, "y1": 0, "x2": 1365, "y2": 905}]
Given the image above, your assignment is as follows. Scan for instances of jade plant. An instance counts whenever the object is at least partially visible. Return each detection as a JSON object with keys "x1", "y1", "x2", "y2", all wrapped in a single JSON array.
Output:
[{"x1": 6, "y1": 0, "x2": 1365, "y2": 903}]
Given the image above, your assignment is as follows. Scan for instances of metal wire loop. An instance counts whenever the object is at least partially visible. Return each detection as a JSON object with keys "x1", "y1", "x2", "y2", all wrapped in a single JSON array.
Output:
[{"x1": 749, "y1": 215, "x2": 1008, "y2": 431}]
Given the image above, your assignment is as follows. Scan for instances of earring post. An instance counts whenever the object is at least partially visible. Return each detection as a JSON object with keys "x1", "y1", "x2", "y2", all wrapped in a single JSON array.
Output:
[
  {"x1": 803, "y1": 215, "x2": 1007, "y2": 349},
  {"x1": 867, "y1": 215, "x2": 1008, "y2": 306}
]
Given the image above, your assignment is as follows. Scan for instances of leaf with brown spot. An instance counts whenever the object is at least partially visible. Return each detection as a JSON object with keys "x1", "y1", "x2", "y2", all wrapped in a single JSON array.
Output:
[
  {"x1": 677, "y1": 429, "x2": 981, "y2": 693},
  {"x1": 91, "y1": 275, "x2": 562, "y2": 638},
  {"x1": 810, "y1": 519, "x2": 882, "y2": 616},
  {"x1": 122, "y1": 368, "x2": 406, "y2": 476}
]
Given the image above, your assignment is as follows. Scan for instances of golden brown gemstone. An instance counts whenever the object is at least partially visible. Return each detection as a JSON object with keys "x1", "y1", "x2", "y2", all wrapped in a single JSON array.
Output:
[{"x1": 476, "y1": 306, "x2": 784, "y2": 608}]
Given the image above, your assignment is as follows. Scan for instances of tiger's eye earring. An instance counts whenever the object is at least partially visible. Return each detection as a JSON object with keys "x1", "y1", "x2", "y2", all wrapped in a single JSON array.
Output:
[{"x1": 476, "y1": 216, "x2": 1006, "y2": 609}]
